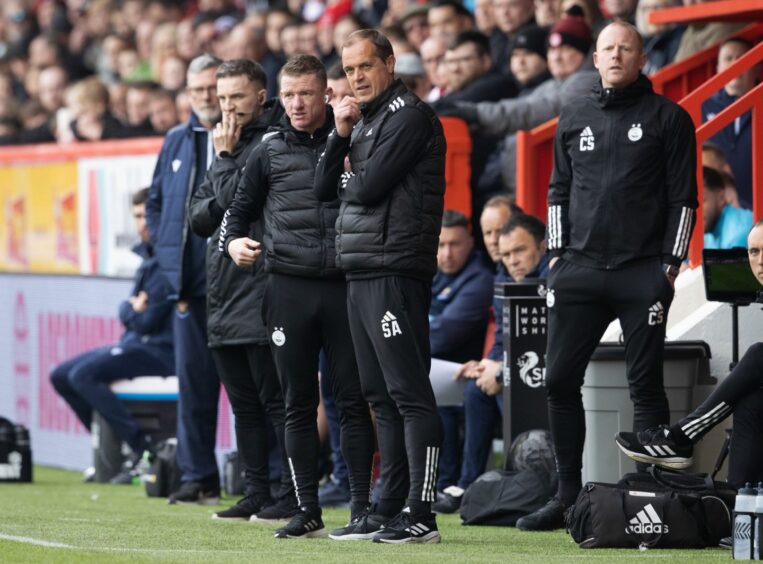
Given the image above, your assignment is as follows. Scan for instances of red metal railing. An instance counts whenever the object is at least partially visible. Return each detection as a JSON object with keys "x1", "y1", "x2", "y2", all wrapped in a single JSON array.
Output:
[
  {"x1": 678, "y1": 40, "x2": 763, "y2": 265},
  {"x1": 515, "y1": 24, "x2": 762, "y2": 232}
]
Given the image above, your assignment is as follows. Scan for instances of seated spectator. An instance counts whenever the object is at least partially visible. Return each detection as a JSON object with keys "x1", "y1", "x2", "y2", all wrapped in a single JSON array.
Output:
[
  {"x1": 480, "y1": 194, "x2": 524, "y2": 264},
  {"x1": 62, "y1": 76, "x2": 130, "y2": 142},
  {"x1": 395, "y1": 52, "x2": 432, "y2": 100},
  {"x1": 510, "y1": 25, "x2": 551, "y2": 95},
  {"x1": 447, "y1": 8, "x2": 598, "y2": 194},
  {"x1": 616, "y1": 220, "x2": 763, "y2": 488},
  {"x1": 702, "y1": 141, "x2": 741, "y2": 208},
  {"x1": 399, "y1": 3, "x2": 430, "y2": 51},
  {"x1": 674, "y1": 0, "x2": 744, "y2": 62},
  {"x1": 490, "y1": 0, "x2": 536, "y2": 74},
  {"x1": 49, "y1": 188, "x2": 174, "y2": 483},
  {"x1": 703, "y1": 166, "x2": 752, "y2": 250},
  {"x1": 430, "y1": 210, "x2": 495, "y2": 492},
  {"x1": 435, "y1": 214, "x2": 549, "y2": 513},
  {"x1": 420, "y1": 35, "x2": 449, "y2": 102},
  {"x1": 636, "y1": 0, "x2": 685, "y2": 75},
  {"x1": 148, "y1": 88, "x2": 179, "y2": 134},
  {"x1": 535, "y1": 0, "x2": 561, "y2": 27},
  {"x1": 428, "y1": 0, "x2": 475, "y2": 42},
  {"x1": 604, "y1": 0, "x2": 637, "y2": 24},
  {"x1": 124, "y1": 80, "x2": 159, "y2": 136},
  {"x1": 702, "y1": 38, "x2": 757, "y2": 209}
]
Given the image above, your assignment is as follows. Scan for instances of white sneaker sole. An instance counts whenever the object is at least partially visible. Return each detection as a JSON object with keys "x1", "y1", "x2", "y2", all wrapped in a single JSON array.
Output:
[
  {"x1": 616, "y1": 442, "x2": 693, "y2": 470},
  {"x1": 374, "y1": 531, "x2": 441, "y2": 544},
  {"x1": 328, "y1": 531, "x2": 377, "y2": 541}
]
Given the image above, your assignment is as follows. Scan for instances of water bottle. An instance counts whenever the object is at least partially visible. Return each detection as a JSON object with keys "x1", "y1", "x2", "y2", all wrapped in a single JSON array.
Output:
[
  {"x1": 734, "y1": 483, "x2": 757, "y2": 560},
  {"x1": 755, "y1": 482, "x2": 763, "y2": 560}
]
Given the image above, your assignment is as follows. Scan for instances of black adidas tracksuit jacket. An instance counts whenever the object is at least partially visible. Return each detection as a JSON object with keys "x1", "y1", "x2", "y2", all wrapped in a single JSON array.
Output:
[{"x1": 543, "y1": 74, "x2": 698, "y2": 506}]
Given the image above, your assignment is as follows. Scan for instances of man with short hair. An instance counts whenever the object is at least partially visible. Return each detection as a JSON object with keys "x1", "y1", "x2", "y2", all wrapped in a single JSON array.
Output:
[
  {"x1": 519, "y1": 22, "x2": 697, "y2": 531},
  {"x1": 438, "y1": 213, "x2": 548, "y2": 513},
  {"x1": 490, "y1": 0, "x2": 536, "y2": 70},
  {"x1": 188, "y1": 59, "x2": 291, "y2": 521},
  {"x1": 479, "y1": 195, "x2": 523, "y2": 264},
  {"x1": 702, "y1": 165, "x2": 752, "y2": 250},
  {"x1": 223, "y1": 54, "x2": 374, "y2": 539},
  {"x1": 146, "y1": 54, "x2": 223, "y2": 505},
  {"x1": 430, "y1": 210, "x2": 494, "y2": 492},
  {"x1": 617, "y1": 220, "x2": 763, "y2": 488},
  {"x1": 702, "y1": 38, "x2": 757, "y2": 208},
  {"x1": 420, "y1": 35, "x2": 449, "y2": 102},
  {"x1": 636, "y1": 0, "x2": 685, "y2": 75},
  {"x1": 428, "y1": 0, "x2": 475, "y2": 41},
  {"x1": 447, "y1": 9, "x2": 598, "y2": 193},
  {"x1": 440, "y1": 31, "x2": 515, "y2": 100},
  {"x1": 51, "y1": 188, "x2": 174, "y2": 484},
  {"x1": 315, "y1": 29, "x2": 446, "y2": 544},
  {"x1": 148, "y1": 88, "x2": 180, "y2": 134}
]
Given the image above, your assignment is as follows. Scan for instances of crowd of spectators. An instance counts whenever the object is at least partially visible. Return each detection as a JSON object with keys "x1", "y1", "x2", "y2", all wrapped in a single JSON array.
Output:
[{"x1": 0, "y1": 0, "x2": 755, "y2": 219}]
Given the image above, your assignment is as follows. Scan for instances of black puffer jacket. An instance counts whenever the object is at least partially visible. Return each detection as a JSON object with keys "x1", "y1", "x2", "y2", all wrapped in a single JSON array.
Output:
[
  {"x1": 189, "y1": 100, "x2": 283, "y2": 347},
  {"x1": 547, "y1": 74, "x2": 697, "y2": 269},
  {"x1": 221, "y1": 107, "x2": 341, "y2": 279},
  {"x1": 314, "y1": 80, "x2": 446, "y2": 281}
]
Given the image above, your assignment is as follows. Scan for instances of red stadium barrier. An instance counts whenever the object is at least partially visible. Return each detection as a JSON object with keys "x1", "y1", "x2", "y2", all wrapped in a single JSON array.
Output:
[{"x1": 440, "y1": 116, "x2": 473, "y2": 220}]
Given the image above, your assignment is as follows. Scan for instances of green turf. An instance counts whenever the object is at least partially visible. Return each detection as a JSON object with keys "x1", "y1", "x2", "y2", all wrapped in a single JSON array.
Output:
[{"x1": 0, "y1": 467, "x2": 730, "y2": 563}]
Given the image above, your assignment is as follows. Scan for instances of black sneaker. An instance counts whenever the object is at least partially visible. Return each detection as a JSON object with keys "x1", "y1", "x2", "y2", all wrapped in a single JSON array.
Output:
[
  {"x1": 432, "y1": 486, "x2": 464, "y2": 514},
  {"x1": 251, "y1": 494, "x2": 299, "y2": 523},
  {"x1": 213, "y1": 494, "x2": 272, "y2": 521},
  {"x1": 372, "y1": 507, "x2": 441, "y2": 544},
  {"x1": 168, "y1": 480, "x2": 221, "y2": 506},
  {"x1": 615, "y1": 425, "x2": 694, "y2": 470},
  {"x1": 274, "y1": 507, "x2": 325, "y2": 539},
  {"x1": 329, "y1": 509, "x2": 390, "y2": 541},
  {"x1": 719, "y1": 536, "x2": 732, "y2": 549},
  {"x1": 516, "y1": 497, "x2": 567, "y2": 531}
]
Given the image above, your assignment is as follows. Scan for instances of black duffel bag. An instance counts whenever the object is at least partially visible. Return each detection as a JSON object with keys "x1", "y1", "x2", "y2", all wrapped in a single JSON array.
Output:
[
  {"x1": 460, "y1": 468, "x2": 556, "y2": 526},
  {"x1": 567, "y1": 467, "x2": 736, "y2": 548}
]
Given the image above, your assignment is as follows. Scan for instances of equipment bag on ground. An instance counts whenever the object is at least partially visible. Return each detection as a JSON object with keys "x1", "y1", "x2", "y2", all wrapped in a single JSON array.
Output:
[
  {"x1": 143, "y1": 438, "x2": 181, "y2": 497},
  {"x1": 0, "y1": 417, "x2": 32, "y2": 482},
  {"x1": 567, "y1": 467, "x2": 736, "y2": 548},
  {"x1": 460, "y1": 468, "x2": 556, "y2": 526}
]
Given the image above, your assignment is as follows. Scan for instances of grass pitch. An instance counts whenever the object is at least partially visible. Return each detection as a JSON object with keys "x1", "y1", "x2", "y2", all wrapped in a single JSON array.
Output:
[{"x1": 0, "y1": 467, "x2": 730, "y2": 563}]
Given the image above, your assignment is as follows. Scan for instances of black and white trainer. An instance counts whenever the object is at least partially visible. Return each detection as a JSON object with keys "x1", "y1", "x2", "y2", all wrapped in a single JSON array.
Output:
[
  {"x1": 329, "y1": 509, "x2": 389, "y2": 541},
  {"x1": 371, "y1": 507, "x2": 441, "y2": 544},
  {"x1": 274, "y1": 507, "x2": 326, "y2": 539},
  {"x1": 250, "y1": 495, "x2": 299, "y2": 523},
  {"x1": 212, "y1": 494, "x2": 271, "y2": 521},
  {"x1": 615, "y1": 425, "x2": 694, "y2": 470}
]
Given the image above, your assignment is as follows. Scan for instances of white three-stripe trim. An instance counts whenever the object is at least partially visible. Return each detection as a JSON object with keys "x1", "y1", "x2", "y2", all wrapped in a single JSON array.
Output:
[
  {"x1": 681, "y1": 402, "x2": 732, "y2": 439},
  {"x1": 548, "y1": 205, "x2": 563, "y2": 250},
  {"x1": 672, "y1": 206, "x2": 693, "y2": 258},
  {"x1": 421, "y1": 446, "x2": 440, "y2": 502}
]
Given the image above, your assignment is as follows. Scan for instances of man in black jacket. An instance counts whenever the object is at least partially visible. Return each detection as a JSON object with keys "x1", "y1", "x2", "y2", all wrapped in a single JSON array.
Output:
[
  {"x1": 517, "y1": 22, "x2": 698, "y2": 531},
  {"x1": 314, "y1": 29, "x2": 446, "y2": 544},
  {"x1": 188, "y1": 59, "x2": 293, "y2": 522},
  {"x1": 223, "y1": 55, "x2": 374, "y2": 540}
]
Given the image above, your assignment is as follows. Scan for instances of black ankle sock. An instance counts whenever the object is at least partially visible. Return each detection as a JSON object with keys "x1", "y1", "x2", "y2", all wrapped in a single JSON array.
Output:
[
  {"x1": 407, "y1": 500, "x2": 431, "y2": 516},
  {"x1": 558, "y1": 480, "x2": 582, "y2": 508},
  {"x1": 377, "y1": 499, "x2": 404, "y2": 517},
  {"x1": 350, "y1": 502, "x2": 369, "y2": 520},
  {"x1": 668, "y1": 424, "x2": 693, "y2": 446}
]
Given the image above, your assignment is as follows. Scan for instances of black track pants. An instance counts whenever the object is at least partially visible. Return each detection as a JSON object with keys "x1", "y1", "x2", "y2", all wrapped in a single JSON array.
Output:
[
  {"x1": 545, "y1": 258, "x2": 674, "y2": 504},
  {"x1": 347, "y1": 276, "x2": 443, "y2": 505},
  {"x1": 263, "y1": 273, "x2": 374, "y2": 508},
  {"x1": 211, "y1": 345, "x2": 291, "y2": 498}
]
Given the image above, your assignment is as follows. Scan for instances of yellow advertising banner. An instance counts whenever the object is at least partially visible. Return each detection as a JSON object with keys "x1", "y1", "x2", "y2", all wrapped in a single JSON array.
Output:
[{"x1": 0, "y1": 162, "x2": 79, "y2": 273}]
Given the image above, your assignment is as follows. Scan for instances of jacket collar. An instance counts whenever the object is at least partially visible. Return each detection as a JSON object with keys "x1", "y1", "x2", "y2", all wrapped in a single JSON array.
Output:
[
  {"x1": 238, "y1": 99, "x2": 285, "y2": 146},
  {"x1": 131, "y1": 241, "x2": 153, "y2": 259},
  {"x1": 274, "y1": 104, "x2": 335, "y2": 142},
  {"x1": 593, "y1": 73, "x2": 653, "y2": 108},
  {"x1": 360, "y1": 79, "x2": 408, "y2": 120}
]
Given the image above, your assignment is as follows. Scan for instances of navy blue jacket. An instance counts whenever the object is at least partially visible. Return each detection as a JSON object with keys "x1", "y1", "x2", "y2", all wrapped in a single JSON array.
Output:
[
  {"x1": 430, "y1": 251, "x2": 494, "y2": 363},
  {"x1": 487, "y1": 255, "x2": 549, "y2": 362},
  {"x1": 146, "y1": 112, "x2": 211, "y2": 298},
  {"x1": 118, "y1": 242, "x2": 175, "y2": 356},
  {"x1": 702, "y1": 89, "x2": 752, "y2": 208}
]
